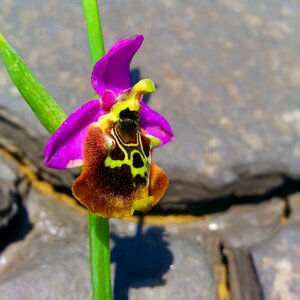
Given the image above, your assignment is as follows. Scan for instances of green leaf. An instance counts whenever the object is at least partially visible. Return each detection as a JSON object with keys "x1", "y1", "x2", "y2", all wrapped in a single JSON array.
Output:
[{"x1": 0, "y1": 33, "x2": 66, "y2": 134}]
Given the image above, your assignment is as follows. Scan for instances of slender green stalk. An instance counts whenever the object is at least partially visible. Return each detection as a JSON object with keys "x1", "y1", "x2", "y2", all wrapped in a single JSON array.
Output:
[
  {"x1": 82, "y1": 0, "x2": 105, "y2": 64},
  {"x1": 82, "y1": 1, "x2": 112, "y2": 300},
  {"x1": 88, "y1": 214, "x2": 112, "y2": 299}
]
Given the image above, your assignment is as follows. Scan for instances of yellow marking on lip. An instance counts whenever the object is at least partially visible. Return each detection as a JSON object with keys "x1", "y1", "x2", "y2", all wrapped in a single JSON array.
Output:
[
  {"x1": 114, "y1": 125, "x2": 139, "y2": 147},
  {"x1": 104, "y1": 130, "x2": 148, "y2": 179}
]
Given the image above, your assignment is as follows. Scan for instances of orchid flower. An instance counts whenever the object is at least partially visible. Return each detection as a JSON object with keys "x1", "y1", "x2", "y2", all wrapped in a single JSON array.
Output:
[{"x1": 44, "y1": 35, "x2": 173, "y2": 218}]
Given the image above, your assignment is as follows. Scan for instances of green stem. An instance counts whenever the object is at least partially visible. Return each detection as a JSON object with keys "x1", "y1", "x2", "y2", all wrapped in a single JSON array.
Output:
[
  {"x1": 82, "y1": 1, "x2": 112, "y2": 300},
  {"x1": 88, "y1": 214, "x2": 111, "y2": 300},
  {"x1": 82, "y1": 0, "x2": 105, "y2": 64}
]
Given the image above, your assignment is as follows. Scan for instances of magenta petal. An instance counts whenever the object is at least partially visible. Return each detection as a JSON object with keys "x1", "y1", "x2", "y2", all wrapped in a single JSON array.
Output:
[
  {"x1": 140, "y1": 101, "x2": 174, "y2": 145},
  {"x1": 92, "y1": 35, "x2": 144, "y2": 100},
  {"x1": 44, "y1": 100, "x2": 104, "y2": 169}
]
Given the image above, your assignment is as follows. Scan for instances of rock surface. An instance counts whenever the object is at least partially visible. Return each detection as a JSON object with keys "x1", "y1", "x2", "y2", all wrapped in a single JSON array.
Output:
[
  {"x1": 0, "y1": 150, "x2": 219, "y2": 300},
  {"x1": 0, "y1": 188, "x2": 91, "y2": 300},
  {"x1": 1, "y1": 0, "x2": 300, "y2": 205},
  {"x1": 112, "y1": 221, "x2": 218, "y2": 300},
  {"x1": 1, "y1": 1, "x2": 300, "y2": 299},
  {"x1": 0, "y1": 187, "x2": 218, "y2": 300},
  {"x1": 252, "y1": 224, "x2": 300, "y2": 300},
  {"x1": 0, "y1": 142, "x2": 299, "y2": 299}
]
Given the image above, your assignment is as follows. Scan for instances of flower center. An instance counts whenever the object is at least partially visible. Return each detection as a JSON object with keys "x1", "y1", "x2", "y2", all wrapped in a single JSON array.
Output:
[{"x1": 116, "y1": 108, "x2": 139, "y2": 143}]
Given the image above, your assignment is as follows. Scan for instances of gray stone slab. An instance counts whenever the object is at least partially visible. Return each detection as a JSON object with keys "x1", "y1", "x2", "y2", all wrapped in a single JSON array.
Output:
[
  {"x1": 252, "y1": 224, "x2": 300, "y2": 300},
  {"x1": 199, "y1": 198, "x2": 286, "y2": 300},
  {"x1": 205, "y1": 198, "x2": 284, "y2": 248},
  {"x1": 0, "y1": 187, "x2": 218, "y2": 300},
  {"x1": 112, "y1": 224, "x2": 218, "y2": 300},
  {"x1": 0, "y1": 242, "x2": 91, "y2": 300},
  {"x1": 1, "y1": 0, "x2": 300, "y2": 203}
]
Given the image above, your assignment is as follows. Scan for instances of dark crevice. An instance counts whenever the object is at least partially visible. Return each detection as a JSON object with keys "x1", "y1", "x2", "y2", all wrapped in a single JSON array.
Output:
[
  {"x1": 282, "y1": 197, "x2": 291, "y2": 220},
  {"x1": 219, "y1": 242, "x2": 230, "y2": 294},
  {"x1": 248, "y1": 253, "x2": 264, "y2": 300},
  {"x1": 150, "y1": 176, "x2": 300, "y2": 216},
  {"x1": 0, "y1": 190, "x2": 33, "y2": 252},
  {"x1": 220, "y1": 245, "x2": 264, "y2": 300}
]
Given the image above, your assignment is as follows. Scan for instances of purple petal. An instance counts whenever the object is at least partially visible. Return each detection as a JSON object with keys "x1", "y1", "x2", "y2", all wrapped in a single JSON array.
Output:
[
  {"x1": 44, "y1": 100, "x2": 104, "y2": 169},
  {"x1": 140, "y1": 101, "x2": 174, "y2": 145},
  {"x1": 92, "y1": 35, "x2": 144, "y2": 101}
]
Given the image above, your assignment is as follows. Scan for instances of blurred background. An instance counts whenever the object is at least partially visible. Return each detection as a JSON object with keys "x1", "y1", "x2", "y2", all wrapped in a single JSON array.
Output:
[{"x1": 0, "y1": 0, "x2": 300, "y2": 299}]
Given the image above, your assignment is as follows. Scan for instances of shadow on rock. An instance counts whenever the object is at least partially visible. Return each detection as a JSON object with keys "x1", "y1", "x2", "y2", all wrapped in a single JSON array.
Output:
[
  {"x1": 111, "y1": 217, "x2": 173, "y2": 300},
  {"x1": 0, "y1": 191, "x2": 33, "y2": 252}
]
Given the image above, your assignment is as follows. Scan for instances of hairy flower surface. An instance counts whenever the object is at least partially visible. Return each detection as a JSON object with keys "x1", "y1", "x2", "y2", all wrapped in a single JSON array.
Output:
[{"x1": 44, "y1": 35, "x2": 173, "y2": 218}]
